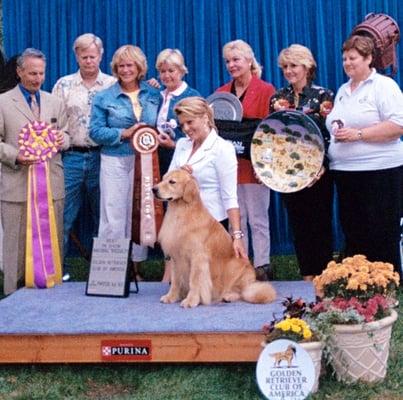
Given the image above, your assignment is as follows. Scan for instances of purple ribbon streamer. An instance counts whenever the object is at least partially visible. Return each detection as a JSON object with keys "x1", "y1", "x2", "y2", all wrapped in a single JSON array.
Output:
[{"x1": 30, "y1": 163, "x2": 56, "y2": 288}]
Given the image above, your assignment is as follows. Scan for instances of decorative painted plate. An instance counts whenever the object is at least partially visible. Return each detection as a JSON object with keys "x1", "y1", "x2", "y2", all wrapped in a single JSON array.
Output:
[
  {"x1": 206, "y1": 92, "x2": 243, "y2": 121},
  {"x1": 251, "y1": 110, "x2": 324, "y2": 193}
]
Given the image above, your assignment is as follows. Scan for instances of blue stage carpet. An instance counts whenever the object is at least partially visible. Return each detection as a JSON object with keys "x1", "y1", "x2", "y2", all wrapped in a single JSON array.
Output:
[{"x1": 0, "y1": 282, "x2": 315, "y2": 335}]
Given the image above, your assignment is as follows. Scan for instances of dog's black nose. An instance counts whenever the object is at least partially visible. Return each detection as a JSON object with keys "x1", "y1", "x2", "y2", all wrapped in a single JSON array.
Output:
[{"x1": 152, "y1": 186, "x2": 158, "y2": 195}]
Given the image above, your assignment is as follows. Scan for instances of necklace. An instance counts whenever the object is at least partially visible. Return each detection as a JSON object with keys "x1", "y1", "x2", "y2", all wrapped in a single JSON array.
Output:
[{"x1": 294, "y1": 93, "x2": 300, "y2": 108}]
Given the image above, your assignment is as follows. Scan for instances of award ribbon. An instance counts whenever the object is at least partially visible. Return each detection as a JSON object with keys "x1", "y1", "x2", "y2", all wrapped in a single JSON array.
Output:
[
  {"x1": 19, "y1": 121, "x2": 62, "y2": 288},
  {"x1": 132, "y1": 126, "x2": 159, "y2": 247}
]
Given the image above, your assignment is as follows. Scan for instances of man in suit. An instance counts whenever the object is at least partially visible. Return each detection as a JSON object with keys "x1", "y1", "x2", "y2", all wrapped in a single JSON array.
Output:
[{"x1": 0, "y1": 48, "x2": 69, "y2": 295}]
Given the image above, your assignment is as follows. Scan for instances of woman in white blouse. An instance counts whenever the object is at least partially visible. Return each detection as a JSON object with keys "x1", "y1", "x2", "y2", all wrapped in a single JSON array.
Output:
[{"x1": 169, "y1": 96, "x2": 247, "y2": 259}]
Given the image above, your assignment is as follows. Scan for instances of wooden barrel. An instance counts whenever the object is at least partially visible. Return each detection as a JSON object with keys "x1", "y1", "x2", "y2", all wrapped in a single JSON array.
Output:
[{"x1": 352, "y1": 13, "x2": 400, "y2": 74}]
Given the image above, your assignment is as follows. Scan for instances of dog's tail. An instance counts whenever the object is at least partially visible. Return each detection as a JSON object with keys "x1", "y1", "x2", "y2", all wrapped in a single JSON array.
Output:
[{"x1": 241, "y1": 282, "x2": 276, "y2": 304}]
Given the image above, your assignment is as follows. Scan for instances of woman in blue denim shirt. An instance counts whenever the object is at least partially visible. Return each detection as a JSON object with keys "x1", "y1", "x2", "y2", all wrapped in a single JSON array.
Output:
[{"x1": 90, "y1": 45, "x2": 160, "y2": 262}]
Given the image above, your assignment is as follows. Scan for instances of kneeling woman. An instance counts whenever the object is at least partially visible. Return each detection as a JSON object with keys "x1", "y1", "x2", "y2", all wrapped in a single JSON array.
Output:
[{"x1": 168, "y1": 96, "x2": 247, "y2": 259}]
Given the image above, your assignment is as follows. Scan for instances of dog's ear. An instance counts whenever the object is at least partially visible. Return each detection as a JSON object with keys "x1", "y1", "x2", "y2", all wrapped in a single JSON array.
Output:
[{"x1": 182, "y1": 177, "x2": 198, "y2": 203}]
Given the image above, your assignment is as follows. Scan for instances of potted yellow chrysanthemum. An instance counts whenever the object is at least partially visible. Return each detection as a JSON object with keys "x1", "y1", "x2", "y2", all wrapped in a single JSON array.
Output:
[
  {"x1": 262, "y1": 299, "x2": 323, "y2": 393},
  {"x1": 263, "y1": 317, "x2": 315, "y2": 343},
  {"x1": 309, "y1": 255, "x2": 400, "y2": 383}
]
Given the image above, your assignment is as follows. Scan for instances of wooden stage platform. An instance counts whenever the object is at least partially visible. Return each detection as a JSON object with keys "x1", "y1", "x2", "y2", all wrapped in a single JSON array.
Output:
[{"x1": 0, "y1": 282, "x2": 315, "y2": 363}]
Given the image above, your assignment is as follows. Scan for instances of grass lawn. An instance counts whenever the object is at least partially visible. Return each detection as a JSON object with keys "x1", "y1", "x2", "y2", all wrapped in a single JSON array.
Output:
[{"x1": 0, "y1": 256, "x2": 401, "y2": 400}]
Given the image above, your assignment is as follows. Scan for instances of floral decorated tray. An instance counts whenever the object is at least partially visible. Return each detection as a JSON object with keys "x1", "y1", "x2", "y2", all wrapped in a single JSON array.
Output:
[{"x1": 251, "y1": 110, "x2": 324, "y2": 193}]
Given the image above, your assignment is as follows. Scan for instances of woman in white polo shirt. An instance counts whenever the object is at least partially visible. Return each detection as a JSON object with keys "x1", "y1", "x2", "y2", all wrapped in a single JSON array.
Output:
[{"x1": 326, "y1": 35, "x2": 403, "y2": 276}]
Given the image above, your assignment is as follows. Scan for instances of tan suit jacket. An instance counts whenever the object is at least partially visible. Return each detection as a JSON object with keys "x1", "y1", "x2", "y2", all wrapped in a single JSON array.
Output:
[
  {"x1": 0, "y1": 85, "x2": 69, "y2": 294},
  {"x1": 0, "y1": 85, "x2": 69, "y2": 202}
]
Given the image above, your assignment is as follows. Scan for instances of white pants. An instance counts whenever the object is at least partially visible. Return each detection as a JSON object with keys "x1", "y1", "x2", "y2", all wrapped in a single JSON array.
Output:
[
  {"x1": 237, "y1": 183, "x2": 271, "y2": 267},
  {"x1": 99, "y1": 154, "x2": 147, "y2": 261}
]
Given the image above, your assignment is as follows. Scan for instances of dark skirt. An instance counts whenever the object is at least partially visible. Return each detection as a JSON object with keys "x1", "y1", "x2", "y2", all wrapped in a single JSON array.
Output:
[
  {"x1": 282, "y1": 171, "x2": 334, "y2": 276},
  {"x1": 333, "y1": 165, "x2": 402, "y2": 275}
]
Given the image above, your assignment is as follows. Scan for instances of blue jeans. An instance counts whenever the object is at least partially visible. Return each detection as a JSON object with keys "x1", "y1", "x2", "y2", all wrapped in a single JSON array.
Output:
[{"x1": 62, "y1": 150, "x2": 101, "y2": 264}]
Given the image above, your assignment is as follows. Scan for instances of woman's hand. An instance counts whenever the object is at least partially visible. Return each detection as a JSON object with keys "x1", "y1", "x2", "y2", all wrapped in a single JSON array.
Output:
[
  {"x1": 180, "y1": 164, "x2": 193, "y2": 174},
  {"x1": 121, "y1": 127, "x2": 136, "y2": 140},
  {"x1": 147, "y1": 78, "x2": 161, "y2": 89},
  {"x1": 232, "y1": 237, "x2": 248, "y2": 259},
  {"x1": 333, "y1": 127, "x2": 362, "y2": 142},
  {"x1": 307, "y1": 165, "x2": 325, "y2": 187},
  {"x1": 334, "y1": 121, "x2": 403, "y2": 143},
  {"x1": 121, "y1": 122, "x2": 146, "y2": 140},
  {"x1": 157, "y1": 132, "x2": 176, "y2": 149},
  {"x1": 227, "y1": 208, "x2": 246, "y2": 258}
]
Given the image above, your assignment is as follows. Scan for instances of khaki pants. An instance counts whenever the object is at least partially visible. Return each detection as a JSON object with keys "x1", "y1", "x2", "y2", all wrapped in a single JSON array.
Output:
[{"x1": 1, "y1": 199, "x2": 64, "y2": 295}]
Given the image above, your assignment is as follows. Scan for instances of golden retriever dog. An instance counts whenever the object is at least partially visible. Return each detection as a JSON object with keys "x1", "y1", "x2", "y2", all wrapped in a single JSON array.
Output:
[
  {"x1": 152, "y1": 169, "x2": 276, "y2": 308},
  {"x1": 270, "y1": 344, "x2": 296, "y2": 367}
]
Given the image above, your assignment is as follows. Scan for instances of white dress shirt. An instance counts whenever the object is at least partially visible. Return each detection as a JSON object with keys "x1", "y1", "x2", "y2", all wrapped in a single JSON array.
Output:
[{"x1": 169, "y1": 129, "x2": 239, "y2": 221}]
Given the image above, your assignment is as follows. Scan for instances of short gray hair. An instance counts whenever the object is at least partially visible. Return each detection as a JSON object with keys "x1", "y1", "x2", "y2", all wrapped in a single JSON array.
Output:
[
  {"x1": 17, "y1": 48, "x2": 46, "y2": 68},
  {"x1": 156, "y1": 48, "x2": 188, "y2": 76},
  {"x1": 73, "y1": 33, "x2": 104, "y2": 55}
]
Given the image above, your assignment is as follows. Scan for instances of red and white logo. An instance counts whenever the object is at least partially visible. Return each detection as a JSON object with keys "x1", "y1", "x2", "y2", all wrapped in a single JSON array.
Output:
[
  {"x1": 101, "y1": 346, "x2": 112, "y2": 356},
  {"x1": 101, "y1": 340, "x2": 152, "y2": 361}
]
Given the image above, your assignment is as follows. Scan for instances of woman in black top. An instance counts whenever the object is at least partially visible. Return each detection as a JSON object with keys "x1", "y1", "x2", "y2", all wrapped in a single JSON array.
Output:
[{"x1": 269, "y1": 44, "x2": 334, "y2": 280}]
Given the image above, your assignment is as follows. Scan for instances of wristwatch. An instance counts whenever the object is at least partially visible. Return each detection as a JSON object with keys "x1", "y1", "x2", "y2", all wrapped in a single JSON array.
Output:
[{"x1": 232, "y1": 230, "x2": 244, "y2": 240}]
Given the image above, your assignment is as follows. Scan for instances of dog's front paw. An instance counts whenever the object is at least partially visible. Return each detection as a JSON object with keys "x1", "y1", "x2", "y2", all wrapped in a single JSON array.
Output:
[
  {"x1": 180, "y1": 296, "x2": 200, "y2": 308},
  {"x1": 160, "y1": 294, "x2": 179, "y2": 304}
]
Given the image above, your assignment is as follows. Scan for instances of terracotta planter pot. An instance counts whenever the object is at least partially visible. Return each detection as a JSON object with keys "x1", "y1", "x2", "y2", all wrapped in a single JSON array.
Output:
[
  {"x1": 329, "y1": 309, "x2": 398, "y2": 383},
  {"x1": 300, "y1": 341, "x2": 323, "y2": 393}
]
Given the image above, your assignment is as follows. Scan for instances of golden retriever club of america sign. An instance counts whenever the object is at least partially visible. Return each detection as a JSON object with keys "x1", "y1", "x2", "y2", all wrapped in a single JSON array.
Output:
[{"x1": 256, "y1": 339, "x2": 315, "y2": 400}]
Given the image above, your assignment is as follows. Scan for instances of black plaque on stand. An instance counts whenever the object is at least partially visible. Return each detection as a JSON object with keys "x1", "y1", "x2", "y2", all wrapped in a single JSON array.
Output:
[
  {"x1": 86, "y1": 238, "x2": 134, "y2": 298},
  {"x1": 215, "y1": 118, "x2": 261, "y2": 160}
]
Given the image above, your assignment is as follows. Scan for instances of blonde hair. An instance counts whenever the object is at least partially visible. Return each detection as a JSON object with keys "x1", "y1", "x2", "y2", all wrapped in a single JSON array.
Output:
[
  {"x1": 278, "y1": 44, "x2": 317, "y2": 82},
  {"x1": 174, "y1": 96, "x2": 216, "y2": 129},
  {"x1": 223, "y1": 39, "x2": 262, "y2": 78},
  {"x1": 156, "y1": 48, "x2": 188, "y2": 76},
  {"x1": 110, "y1": 45, "x2": 148, "y2": 81},
  {"x1": 73, "y1": 33, "x2": 104, "y2": 55}
]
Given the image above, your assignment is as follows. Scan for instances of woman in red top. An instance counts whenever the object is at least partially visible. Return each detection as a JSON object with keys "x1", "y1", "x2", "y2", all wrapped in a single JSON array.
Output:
[{"x1": 216, "y1": 40, "x2": 275, "y2": 281}]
